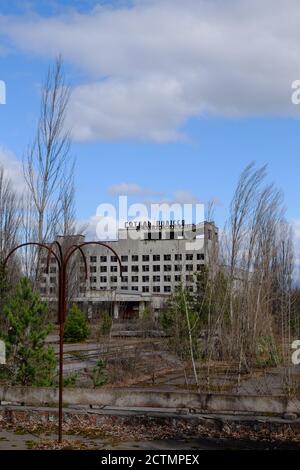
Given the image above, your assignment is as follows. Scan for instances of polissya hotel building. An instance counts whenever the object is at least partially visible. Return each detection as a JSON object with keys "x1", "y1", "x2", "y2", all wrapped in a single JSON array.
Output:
[{"x1": 40, "y1": 220, "x2": 218, "y2": 319}]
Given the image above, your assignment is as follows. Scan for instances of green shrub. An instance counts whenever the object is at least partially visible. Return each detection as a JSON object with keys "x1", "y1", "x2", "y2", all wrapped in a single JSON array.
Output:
[
  {"x1": 64, "y1": 304, "x2": 90, "y2": 343},
  {"x1": 160, "y1": 287, "x2": 201, "y2": 361},
  {"x1": 63, "y1": 371, "x2": 78, "y2": 387},
  {"x1": 2, "y1": 278, "x2": 56, "y2": 386},
  {"x1": 90, "y1": 359, "x2": 108, "y2": 387},
  {"x1": 100, "y1": 312, "x2": 112, "y2": 336}
]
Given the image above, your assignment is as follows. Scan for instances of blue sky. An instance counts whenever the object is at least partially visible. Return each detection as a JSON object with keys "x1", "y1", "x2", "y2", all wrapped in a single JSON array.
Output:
[{"x1": 0, "y1": 0, "x2": 299, "y2": 251}]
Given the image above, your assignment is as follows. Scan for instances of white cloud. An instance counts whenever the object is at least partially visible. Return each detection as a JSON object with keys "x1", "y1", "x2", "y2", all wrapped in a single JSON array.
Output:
[
  {"x1": 108, "y1": 182, "x2": 149, "y2": 196},
  {"x1": 0, "y1": 147, "x2": 25, "y2": 193},
  {"x1": 78, "y1": 212, "x2": 125, "y2": 241},
  {"x1": 173, "y1": 191, "x2": 201, "y2": 205},
  {"x1": 107, "y1": 182, "x2": 165, "y2": 197},
  {"x1": 143, "y1": 190, "x2": 203, "y2": 206},
  {"x1": 107, "y1": 182, "x2": 202, "y2": 203},
  {"x1": 2, "y1": 0, "x2": 300, "y2": 141}
]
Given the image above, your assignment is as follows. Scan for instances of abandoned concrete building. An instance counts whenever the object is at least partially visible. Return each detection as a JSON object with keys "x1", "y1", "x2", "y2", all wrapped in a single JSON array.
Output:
[{"x1": 40, "y1": 221, "x2": 218, "y2": 319}]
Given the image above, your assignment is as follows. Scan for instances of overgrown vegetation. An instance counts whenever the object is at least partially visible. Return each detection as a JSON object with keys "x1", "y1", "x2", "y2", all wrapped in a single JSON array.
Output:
[
  {"x1": 0, "y1": 278, "x2": 56, "y2": 386},
  {"x1": 99, "y1": 312, "x2": 112, "y2": 337},
  {"x1": 160, "y1": 163, "x2": 299, "y2": 392},
  {"x1": 161, "y1": 287, "x2": 201, "y2": 361},
  {"x1": 64, "y1": 304, "x2": 90, "y2": 343},
  {"x1": 89, "y1": 359, "x2": 108, "y2": 387}
]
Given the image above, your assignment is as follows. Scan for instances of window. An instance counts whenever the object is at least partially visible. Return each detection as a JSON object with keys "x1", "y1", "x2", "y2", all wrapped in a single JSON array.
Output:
[
  {"x1": 186, "y1": 264, "x2": 193, "y2": 271},
  {"x1": 164, "y1": 254, "x2": 171, "y2": 261},
  {"x1": 50, "y1": 267, "x2": 56, "y2": 274},
  {"x1": 121, "y1": 255, "x2": 128, "y2": 262},
  {"x1": 142, "y1": 255, "x2": 149, "y2": 262},
  {"x1": 153, "y1": 286, "x2": 160, "y2": 293},
  {"x1": 186, "y1": 254, "x2": 193, "y2": 261},
  {"x1": 197, "y1": 253, "x2": 205, "y2": 261},
  {"x1": 90, "y1": 266, "x2": 97, "y2": 273},
  {"x1": 175, "y1": 275, "x2": 181, "y2": 282},
  {"x1": 164, "y1": 275, "x2": 171, "y2": 282},
  {"x1": 121, "y1": 276, "x2": 128, "y2": 282},
  {"x1": 122, "y1": 265, "x2": 128, "y2": 273},
  {"x1": 111, "y1": 255, "x2": 117, "y2": 262},
  {"x1": 142, "y1": 265, "x2": 149, "y2": 272},
  {"x1": 197, "y1": 265, "x2": 203, "y2": 271},
  {"x1": 100, "y1": 255, "x2": 107, "y2": 262},
  {"x1": 153, "y1": 275, "x2": 160, "y2": 282},
  {"x1": 132, "y1": 265, "x2": 139, "y2": 272},
  {"x1": 110, "y1": 276, "x2": 118, "y2": 282},
  {"x1": 90, "y1": 276, "x2": 97, "y2": 283},
  {"x1": 100, "y1": 266, "x2": 107, "y2": 272},
  {"x1": 132, "y1": 255, "x2": 139, "y2": 262},
  {"x1": 142, "y1": 276, "x2": 149, "y2": 282},
  {"x1": 153, "y1": 254, "x2": 160, "y2": 261},
  {"x1": 131, "y1": 286, "x2": 138, "y2": 291},
  {"x1": 186, "y1": 275, "x2": 193, "y2": 282},
  {"x1": 111, "y1": 265, "x2": 117, "y2": 272},
  {"x1": 175, "y1": 254, "x2": 182, "y2": 261},
  {"x1": 121, "y1": 286, "x2": 128, "y2": 290},
  {"x1": 131, "y1": 276, "x2": 139, "y2": 282},
  {"x1": 50, "y1": 276, "x2": 56, "y2": 284},
  {"x1": 187, "y1": 285, "x2": 194, "y2": 292},
  {"x1": 100, "y1": 276, "x2": 107, "y2": 283},
  {"x1": 164, "y1": 286, "x2": 171, "y2": 293},
  {"x1": 164, "y1": 265, "x2": 172, "y2": 272},
  {"x1": 153, "y1": 265, "x2": 160, "y2": 272},
  {"x1": 142, "y1": 286, "x2": 149, "y2": 293},
  {"x1": 90, "y1": 256, "x2": 97, "y2": 263},
  {"x1": 174, "y1": 265, "x2": 182, "y2": 272}
]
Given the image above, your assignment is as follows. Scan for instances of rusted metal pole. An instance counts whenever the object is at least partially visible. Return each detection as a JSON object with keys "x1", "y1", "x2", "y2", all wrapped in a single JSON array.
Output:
[
  {"x1": 3, "y1": 239, "x2": 122, "y2": 445},
  {"x1": 58, "y1": 265, "x2": 64, "y2": 443},
  {"x1": 58, "y1": 320, "x2": 64, "y2": 443}
]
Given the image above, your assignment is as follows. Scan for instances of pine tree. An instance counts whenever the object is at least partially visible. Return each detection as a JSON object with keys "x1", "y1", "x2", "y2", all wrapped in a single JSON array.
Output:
[
  {"x1": 3, "y1": 278, "x2": 56, "y2": 386},
  {"x1": 64, "y1": 303, "x2": 90, "y2": 343}
]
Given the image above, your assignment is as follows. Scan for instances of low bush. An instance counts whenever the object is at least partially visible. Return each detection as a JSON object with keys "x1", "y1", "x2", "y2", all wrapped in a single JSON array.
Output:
[{"x1": 64, "y1": 304, "x2": 90, "y2": 343}]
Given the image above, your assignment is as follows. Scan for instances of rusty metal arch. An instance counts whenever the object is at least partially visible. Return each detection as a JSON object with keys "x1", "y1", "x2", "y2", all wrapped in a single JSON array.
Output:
[{"x1": 2, "y1": 238, "x2": 122, "y2": 443}]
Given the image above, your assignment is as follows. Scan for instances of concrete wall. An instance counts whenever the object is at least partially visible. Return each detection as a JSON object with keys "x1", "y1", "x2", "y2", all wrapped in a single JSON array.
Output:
[{"x1": 0, "y1": 386, "x2": 299, "y2": 416}]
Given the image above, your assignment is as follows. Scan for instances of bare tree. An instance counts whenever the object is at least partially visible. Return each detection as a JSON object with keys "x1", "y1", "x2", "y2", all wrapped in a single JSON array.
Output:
[
  {"x1": 23, "y1": 56, "x2": 73, "y2": 246},
  {"x1": 20, "y1": 192, "x2": 38, "y2": 279},
  {"x1": 58, "y1": 159, "x2": 76, "y2": 237},
  {"x1": 0, "y1": 166, "x2": 20, "y2": 259},
  {"x1": 226, "y1": 162, "x2": 267, "y2": 324},
  {"x1": 0, "y1": 166, "x2": 22, "y2": 318}
]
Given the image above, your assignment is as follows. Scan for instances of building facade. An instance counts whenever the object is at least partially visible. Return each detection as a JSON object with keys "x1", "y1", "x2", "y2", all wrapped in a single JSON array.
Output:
[{"x1": 40, "y1": 221, "x2": 218, "y2": 319}]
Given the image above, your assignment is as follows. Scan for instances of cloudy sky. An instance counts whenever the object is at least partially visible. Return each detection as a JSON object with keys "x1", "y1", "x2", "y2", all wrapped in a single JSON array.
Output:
[{"x1": 0, "y1": 0, "x2": 299, "y2": 264}]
